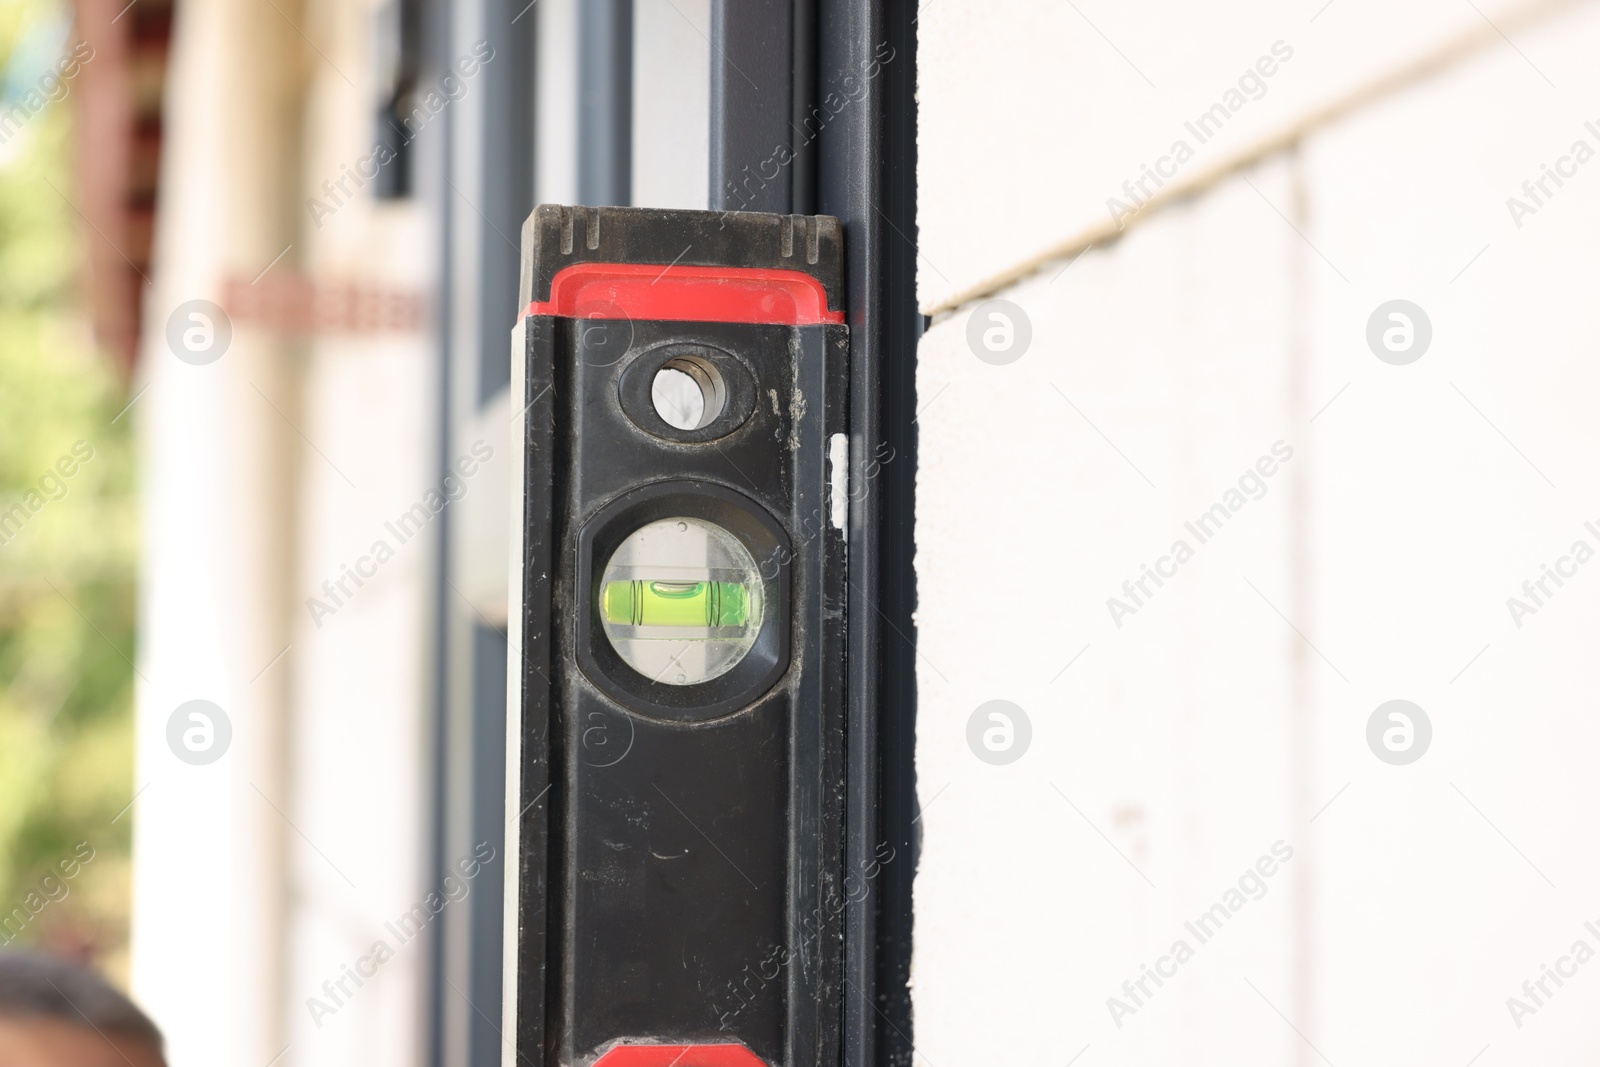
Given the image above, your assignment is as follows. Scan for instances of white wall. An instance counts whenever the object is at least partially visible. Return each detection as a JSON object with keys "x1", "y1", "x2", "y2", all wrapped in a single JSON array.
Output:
[
  {"x1": 533, "y1": 0, "x2": 711, "y2": 211},
  {"x1": 917, "y1": 0, "x2": 1583, "y2": 311},
  {"x1": 287, "y1": 1, "x2": 438, "y2": 1056},
  {"x1": 131, "y1": 2, "x2": 303, "y2": 1062},
  {"x1": 914, "y1": 0, "x2": 1600, "y2": 1062},
  {"x1": 633, "y1": 0, "x2": 710, "y2": 209},
  {"x1": 133, "y1": 0, "x2": 437, "y2": 1064}
]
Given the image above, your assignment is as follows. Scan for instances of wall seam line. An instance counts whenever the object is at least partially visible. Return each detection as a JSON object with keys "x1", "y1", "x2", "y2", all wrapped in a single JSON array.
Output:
[{"x1": 922, "y1": 0, "x2": 1594, "y2": 321}]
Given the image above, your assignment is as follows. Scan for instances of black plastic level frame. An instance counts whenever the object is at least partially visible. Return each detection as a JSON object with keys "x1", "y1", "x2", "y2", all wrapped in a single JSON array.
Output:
[{"x1": 506, "y1": 205, "x2": 851, "y2": 1067}]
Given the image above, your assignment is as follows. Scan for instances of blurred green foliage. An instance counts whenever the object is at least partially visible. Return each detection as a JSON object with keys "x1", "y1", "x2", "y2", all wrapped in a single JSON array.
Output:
[{"x1": 0, "y1": 0, "x2": 137, "y2": 972}]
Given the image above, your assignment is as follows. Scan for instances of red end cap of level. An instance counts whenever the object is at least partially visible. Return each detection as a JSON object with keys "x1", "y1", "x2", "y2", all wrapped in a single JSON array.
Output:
[
  {"x1": 591, "y1": 1045, "x2": 768, "y2": 1067},
  {"x1": 525, "y1": 262, "x2": 845, "y2": 326}
]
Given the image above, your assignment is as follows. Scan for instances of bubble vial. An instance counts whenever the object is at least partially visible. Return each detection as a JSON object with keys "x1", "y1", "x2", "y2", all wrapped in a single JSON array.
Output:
[{"x1": 597, "y1": 517, "x2": 764, "y2": 685}]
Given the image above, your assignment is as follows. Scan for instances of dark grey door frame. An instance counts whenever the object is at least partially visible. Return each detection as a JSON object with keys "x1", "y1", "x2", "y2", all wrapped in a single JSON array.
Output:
[
  {"x1": 710, "y1": 5, "x2": 920, "y2": 1067},
  {"x1": 424, "y1": 1, "x2": 537, "y2": 1065},
  {"x1": 708, "y1": 0, "x2": 816, "y2": 213},
  {"x1": 424, "y1": 1, "x2": 917, "y2": 1063},
  {"x1": 578, "y1": 0, "x2": 634, "y2": 207}
]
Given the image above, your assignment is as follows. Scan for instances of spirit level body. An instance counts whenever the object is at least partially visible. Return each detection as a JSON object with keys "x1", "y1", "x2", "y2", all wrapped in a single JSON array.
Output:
[{"x1": 507, "y1": 206, "x2": 850, "y2": 1067}]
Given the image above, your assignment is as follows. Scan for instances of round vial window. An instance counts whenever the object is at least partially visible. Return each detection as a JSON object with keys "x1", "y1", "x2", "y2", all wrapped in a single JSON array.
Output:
[{"x1": 598, "y1": 517, "x2": 765, "y2": 686}]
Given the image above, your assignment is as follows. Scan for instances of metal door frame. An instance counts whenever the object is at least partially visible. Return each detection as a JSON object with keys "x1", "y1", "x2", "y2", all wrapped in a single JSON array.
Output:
[{"x1": 424, "y1": 4, "x2": 920, "y2": 1063}]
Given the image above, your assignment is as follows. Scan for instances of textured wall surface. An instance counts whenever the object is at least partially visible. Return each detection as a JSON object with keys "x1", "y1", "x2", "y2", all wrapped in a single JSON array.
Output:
[
  {"x1": 916, "y1": 0, "x2": 1584, "y2": 310},
  {"x1": 913, "y1": 1, "x2": 1600, "y2": 1062}
]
